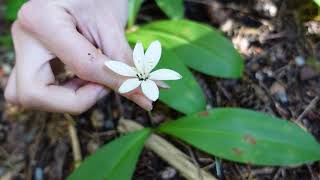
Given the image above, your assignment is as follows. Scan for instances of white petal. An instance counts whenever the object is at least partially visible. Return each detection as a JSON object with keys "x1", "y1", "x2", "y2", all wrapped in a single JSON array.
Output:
[
  {"x1": 133, "y1": 42, "x2": 145, "y2": 72},
  {"x1": 105, "y1": 61, "x2": 136, "y2": 77},
  {"x1": 149, "y1": 69, "x2": 182, "y2": 80},
  {"x1": 118, "y1": 78, "x2": 141, "y2": 93},
  {"x1": 144, "y1": 40, "x2": 161, "y2": 73},
  {"x1": 141, "y1": 80, "x2": 159, "y2": 101}
]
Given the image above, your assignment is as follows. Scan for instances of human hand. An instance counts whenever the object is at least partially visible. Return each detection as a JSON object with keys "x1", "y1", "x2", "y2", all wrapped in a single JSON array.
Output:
[{"x1": 4, "y1": 0, "x2": 153, "y2": 114}]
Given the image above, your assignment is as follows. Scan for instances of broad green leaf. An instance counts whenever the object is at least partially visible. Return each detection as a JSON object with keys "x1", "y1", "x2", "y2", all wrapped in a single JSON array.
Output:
[
  {"x1": 315, "y1": 0, "x2": 320, "y2": 6},
  {"x1": 128, "y1": 0, "x2": 144, "y2": 28},
  {"x1": 157, "y1": 50, "x2": 206, "y2": 114},
  {"x1": 127, "y1": 36, "x2": 206, "y2": 114},
  {"x1": 0, "y1": 35, "x2": 13, "y2": 49},
  {"x1": 155, "y1": 0, "x2": 184, "y2": 19},
  {"x1": 68, "y1": 129, "x2": 150, "y2": 180},
  {"x1": 158, "y1": 108, "x2": 320, "y2": 165},
  {"x1": 130, "y1": 20, "x2": 244, "y2": 78},
  {"x1": 5, "y1": 0, "x2": 25, "y2": 21}
]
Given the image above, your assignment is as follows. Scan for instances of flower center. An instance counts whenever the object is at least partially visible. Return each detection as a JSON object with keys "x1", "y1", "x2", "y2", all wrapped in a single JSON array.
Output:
[{"x1": 136, "y1": 73, "x2": 149, "y2": 81}]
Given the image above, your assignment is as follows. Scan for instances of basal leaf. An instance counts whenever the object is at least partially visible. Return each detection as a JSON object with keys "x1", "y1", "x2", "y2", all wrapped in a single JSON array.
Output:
[
  {"x1": 68, "y1": 129, "x2": 150, "y2": 180},
  {"x1": 157, "y1": 49, "x2": 206, "y2": 114},
  {"x1": 0, "y1": 35, "x2": 13, "y2": 49},
  {"x1": 128, "y1": 0, "x2": 144, "y2": 28},
  {"x1": 155, "y1": 0, "x2": 184, "y2": 19},
  {"x1": 131, "y1": 20, "x2": 244, "y2": 78},
  {"x1": 158, "y1": 108, "x2": 320, "y2": 165},
  {"x1": 127, "y1": 35, "x2": 206, "y2": 114},
  {"x1": 5, "y1": 0, "x2": 25, "y2": 21}
]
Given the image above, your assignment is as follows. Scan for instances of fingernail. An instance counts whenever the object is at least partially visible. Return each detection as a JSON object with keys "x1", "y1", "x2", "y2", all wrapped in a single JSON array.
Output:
[{"x1": 158, "y1": 82, "x2": 170, "y2": 89}]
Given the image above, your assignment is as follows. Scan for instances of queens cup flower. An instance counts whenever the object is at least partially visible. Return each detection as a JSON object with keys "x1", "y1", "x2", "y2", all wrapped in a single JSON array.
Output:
[{"x1": 104, "y1": 40, "x2": 182, "y2": 101}]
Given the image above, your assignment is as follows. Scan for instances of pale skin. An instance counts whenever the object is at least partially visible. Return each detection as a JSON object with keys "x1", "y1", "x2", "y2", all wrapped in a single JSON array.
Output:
[{"x1": 4, "y1": 0, "x2": 154, "y2": 114}]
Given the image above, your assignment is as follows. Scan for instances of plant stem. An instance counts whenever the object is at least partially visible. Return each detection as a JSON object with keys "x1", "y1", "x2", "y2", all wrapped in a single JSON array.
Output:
[
  {"x1": 65, "y1": 114, "x2": 82, "y2": 168},
  {"x1": 215, "y1": 157, "x2": 222, "y2": 177},
  {"x1": 117, "y1": 119, "x2": 217, "y2": 180},
  {"x1": 147, "y1": 111, "x2": 155, "y2": 126}
]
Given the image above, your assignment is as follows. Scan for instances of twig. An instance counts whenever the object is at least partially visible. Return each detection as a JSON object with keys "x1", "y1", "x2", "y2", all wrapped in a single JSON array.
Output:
[
  {"x1": 306, "y1": 165, "x2": 318, "y2": 180},
  {"x1": 117, "y1": 119, "x2": 217, "y2": 180},
  {"x1": 186, "y1": 146, "x2": 203, "y2": 180},
  {"x1": 250, "y1": 167, "x2": 274, "y2": 177},
  {"x1": 216, "y1": 82, "x2": 232, "y2": 101},
  {"x1": 296, "y1": 96, "x2": 319, "y2": 123},
  {"x1": 65, "y1": 114, "x2": 82, "y2": 168},
  {"x1": 1, "y1": 163, "x2": 24, "y2": 180},
  {"x1": 176, "y1": 140, "x2": 203, "y2": 180},
  {"x1": 273, "y1": 168, "x2": 285, "y2": 180}
]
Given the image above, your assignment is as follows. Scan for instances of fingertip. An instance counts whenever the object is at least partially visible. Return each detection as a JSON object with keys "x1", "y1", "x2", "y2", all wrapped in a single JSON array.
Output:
[
  {"x1": 130, "y1": 94, "x2": 153, "y2": 111},
  {"x1": 84, "y1": 83, "x2": 109, "y2": 99},
  {"x1": 98, "y1": 88, "x2": 109, "y2": 99},
  {"x1": 156, "y1": 81, "x2": 170, "y2": 89}
]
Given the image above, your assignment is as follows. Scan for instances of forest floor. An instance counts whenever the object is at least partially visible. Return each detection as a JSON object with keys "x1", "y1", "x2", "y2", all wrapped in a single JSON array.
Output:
[{"x1": 0, "y1": 0, "x2": 320, "y2": 179}]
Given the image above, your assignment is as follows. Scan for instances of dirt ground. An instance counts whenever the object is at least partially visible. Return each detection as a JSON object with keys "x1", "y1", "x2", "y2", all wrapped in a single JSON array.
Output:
[{"x1": 0, "y1": 0, "x2": 320, "y2": 179}]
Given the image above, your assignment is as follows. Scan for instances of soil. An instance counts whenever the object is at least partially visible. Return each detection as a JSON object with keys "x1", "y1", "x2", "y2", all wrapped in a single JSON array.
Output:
[{"x1": 0, "y1": 0, "x2": 320, "y2": 179}]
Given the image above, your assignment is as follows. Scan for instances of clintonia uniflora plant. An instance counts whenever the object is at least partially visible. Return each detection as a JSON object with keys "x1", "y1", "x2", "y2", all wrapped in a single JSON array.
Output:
[
  {"x1": 105, "y1": 40, "x2": 182, "y2": 101},
  {"x1": 3, "y1": 0, "x2": 320, "y2": 180},
  {"x1": 67, "y1": 1, "x2": 320, "y2": 179}
]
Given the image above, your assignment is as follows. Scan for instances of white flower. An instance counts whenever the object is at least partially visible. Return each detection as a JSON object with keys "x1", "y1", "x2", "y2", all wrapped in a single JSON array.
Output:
[{"x1": 105, "y1": 40, "x2": 182, "y2": 101}]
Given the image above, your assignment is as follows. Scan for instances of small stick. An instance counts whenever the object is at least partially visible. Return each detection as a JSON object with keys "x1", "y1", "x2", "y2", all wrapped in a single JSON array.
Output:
[
  {"x1": 175, "y1": 139, "x2": 204, "y2": 180},
  {"x1": 186, "y1": 145, "x2": 203, "y2": 180},
  {"x1": 118, "y1": 119, "x2": 216, "y2": 180},
  {"x1": 1, "y1": 163, "x2": 24, "y2": 180},
  {"x1": 296, "y1": 96, "x2": 319, "y2": 123},
  {"x1": 306, "y1": 165, "x2": 317, "y2": 180},
  {"x1": 65, "y1": 114, "x2": 82, "y2": 168}
]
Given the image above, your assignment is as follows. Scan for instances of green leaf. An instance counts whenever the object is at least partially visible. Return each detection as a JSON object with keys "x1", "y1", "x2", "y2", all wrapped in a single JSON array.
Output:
[
  {"x1": 0, "y1": 35, "x2": 13, "y2": 49},
  {"x1": 158, "y1": 108, "x2": 320, "y2": 165},
  {"x1": 5, "y1": 0, "x2": 25, "y2": 21},
  {"x1": 157, "y1": 50, "x2": 206, "y2": 114},
  {"x1": 68, "y1": 129, "x2": 150, "y2": 180},
  {"x1": 130, "y1": 20, "x2": 244, "y2": 78},
  {"x1": 127, "y1": 35, "x2": 206, "y2": 114},
  {"x1": 315, "y1": 0, "x2": 320, "y2": 6},
  {"x1": 155, "y1": 0, "x2": 184, "y2": 19},
  {"x1": 128, "y1": 0, "x2": 144, "y2": 28}
]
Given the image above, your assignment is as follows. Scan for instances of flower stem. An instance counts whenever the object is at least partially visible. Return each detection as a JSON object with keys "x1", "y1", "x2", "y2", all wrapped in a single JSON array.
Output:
[{"x1": 147, "y1": 111, "x2": 155, "y2": 126}]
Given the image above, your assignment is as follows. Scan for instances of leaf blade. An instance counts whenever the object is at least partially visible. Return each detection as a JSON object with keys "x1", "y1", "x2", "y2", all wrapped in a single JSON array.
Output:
[
  {"x1": 5, "y1": 0, "x2": 25, "y2": 21},
  {"x1": 68, "y1": 129, "x2": 150, "y2": 180},
  {"x1": 157, "y1": 49, "x2": 206, "y2": 114},
  {"x1": 155, "y1": 0, "x2": 184, "y2": 19},
  {"x1": 158, "y1": 108, "x2": 320, "y2": 165},
  {"x1": 137, "y1": 20, "x2": 244, "y2": 78},
  {"x1": 0, "y1": 35, "x2": 13, "y2": 49},
  {"x1": 128, "y1": 0, "x2": 144, "y2": 28}
]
